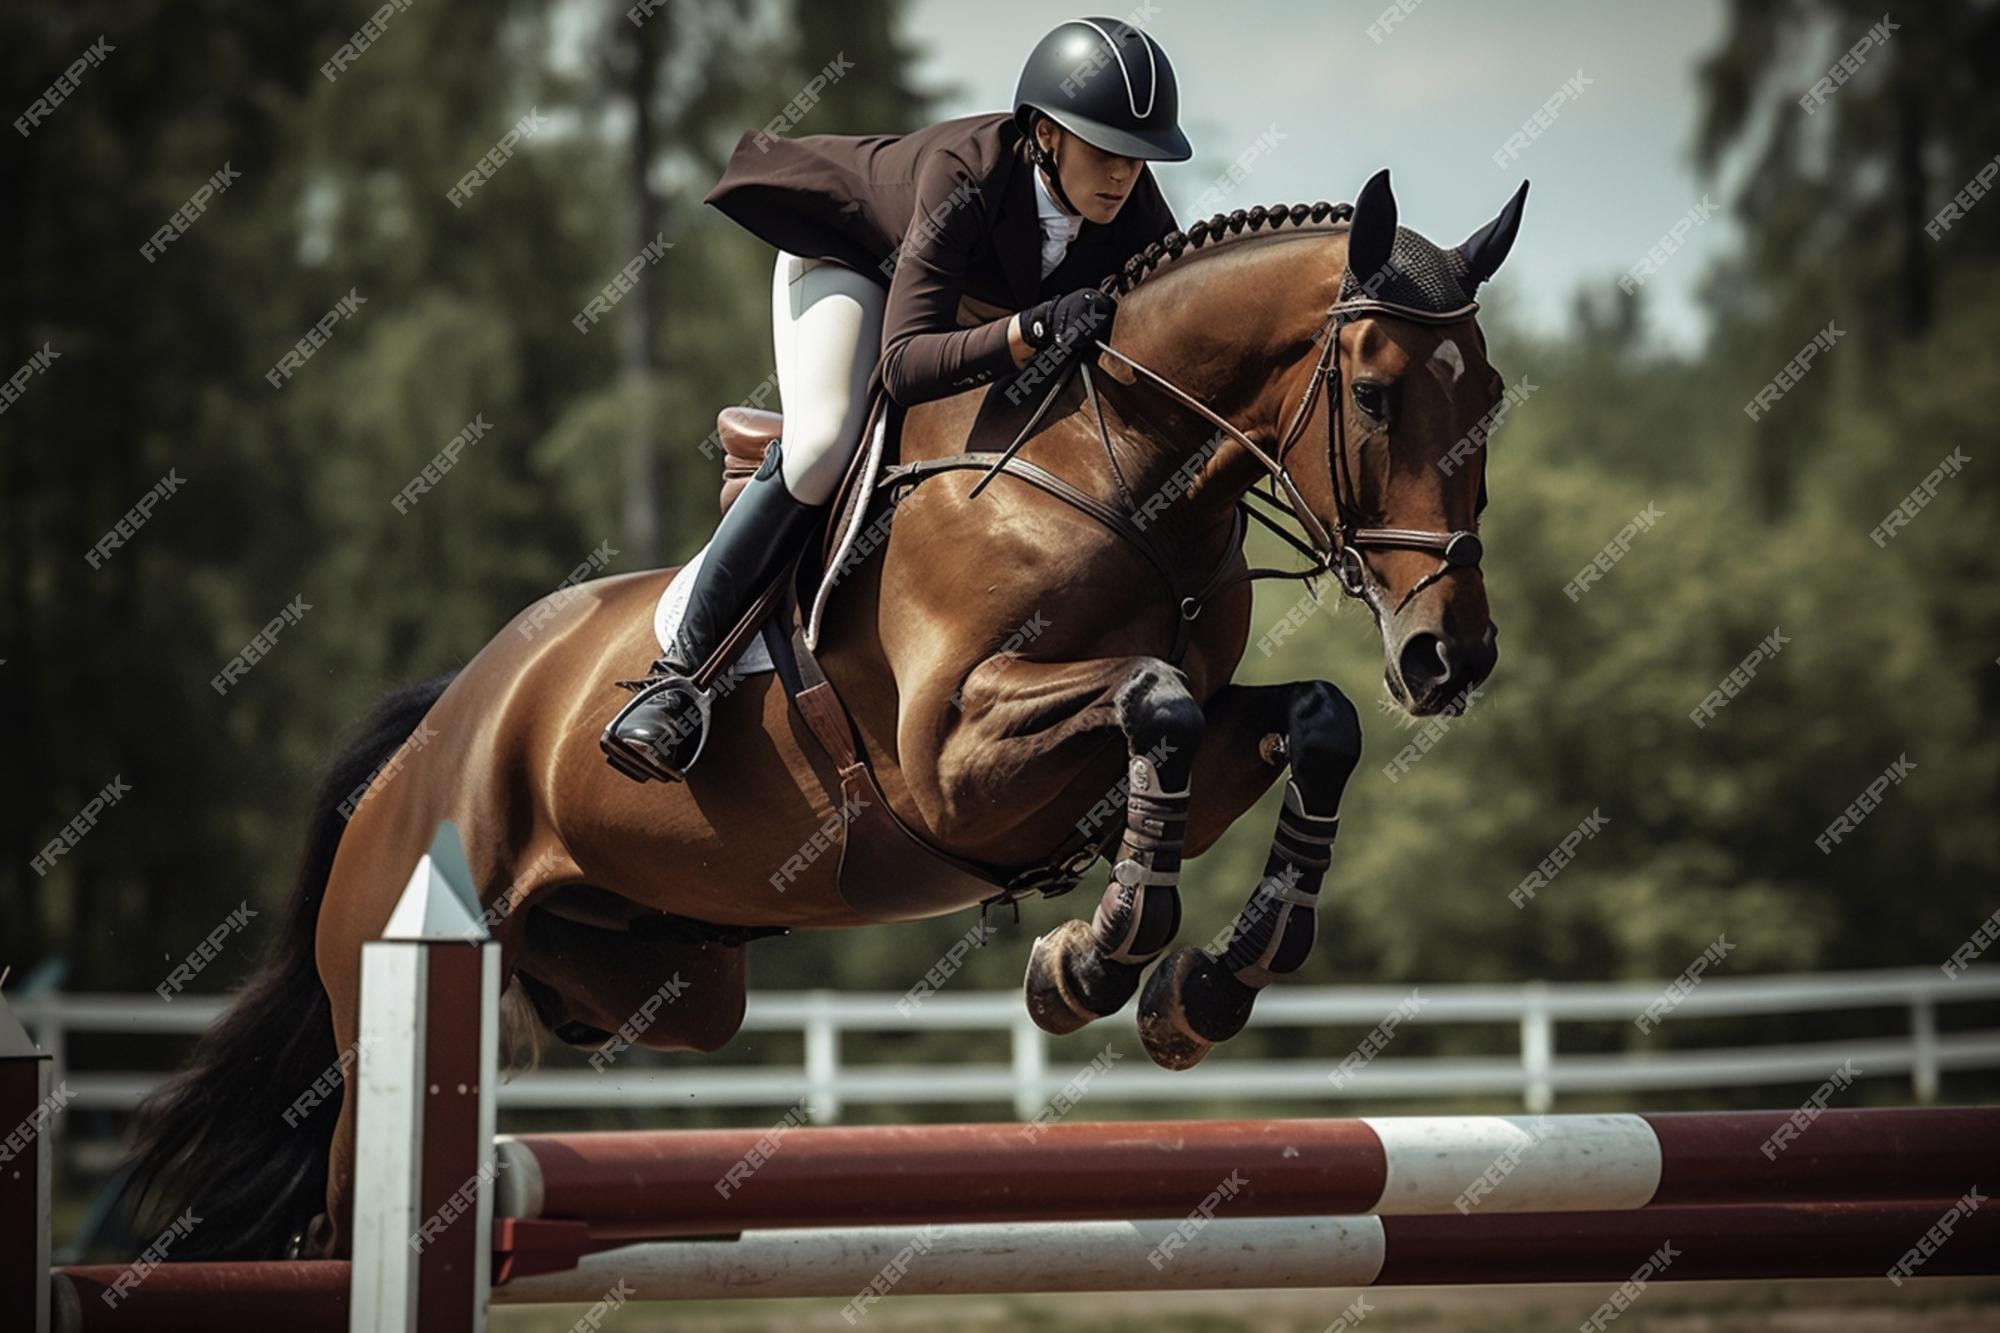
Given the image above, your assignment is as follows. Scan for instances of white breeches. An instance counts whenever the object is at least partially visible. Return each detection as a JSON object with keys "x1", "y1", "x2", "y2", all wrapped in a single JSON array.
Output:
[{"x1": 770, "y1": 250, "x2": 887, "y2": 505}]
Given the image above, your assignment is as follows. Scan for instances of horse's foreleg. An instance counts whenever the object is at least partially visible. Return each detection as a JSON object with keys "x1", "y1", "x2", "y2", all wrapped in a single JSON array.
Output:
[
  {"x1": 1137, "y1": 679, "x2": 1361, "y2": 1069},
  {"x1": 1022, "y1": 660, "x2": 1206, "y2": 1035}
]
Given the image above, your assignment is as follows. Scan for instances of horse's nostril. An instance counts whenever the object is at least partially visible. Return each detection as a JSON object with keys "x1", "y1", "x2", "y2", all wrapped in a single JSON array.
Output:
[{"x1": 1397, "y1": 632, "x2": 1451, "y2": 697}]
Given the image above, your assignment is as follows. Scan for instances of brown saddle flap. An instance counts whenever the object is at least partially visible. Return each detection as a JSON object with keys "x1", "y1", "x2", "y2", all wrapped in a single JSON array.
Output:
[{"x1": 717, "y1": 406, "x2": 783, "y2": 514}]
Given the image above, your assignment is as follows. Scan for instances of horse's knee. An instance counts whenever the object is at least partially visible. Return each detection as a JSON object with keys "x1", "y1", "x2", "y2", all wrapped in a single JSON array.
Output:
[
  {"x1": 1287, "y1": 681, "x2": 1361, "y2": 804},
  {"x1": 1116, "y1": 661, "x2": 1205, "y2": 787}
]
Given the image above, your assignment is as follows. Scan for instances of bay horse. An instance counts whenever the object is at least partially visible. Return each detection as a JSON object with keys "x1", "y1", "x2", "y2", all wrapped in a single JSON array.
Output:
[{"x1": 124, "y1": 170, "x2": 1525, "y2": 1259}]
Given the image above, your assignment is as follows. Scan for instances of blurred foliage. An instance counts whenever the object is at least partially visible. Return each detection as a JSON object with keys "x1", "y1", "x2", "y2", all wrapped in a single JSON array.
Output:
[{"x1": 3, "y1": 0, "x2": 1995, "y2": 1113}]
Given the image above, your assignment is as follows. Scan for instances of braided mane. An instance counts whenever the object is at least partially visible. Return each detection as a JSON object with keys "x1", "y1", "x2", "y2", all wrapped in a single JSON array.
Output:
[{"x1": 1100, "y1": 200, "x2": 1356, "y2": 298}]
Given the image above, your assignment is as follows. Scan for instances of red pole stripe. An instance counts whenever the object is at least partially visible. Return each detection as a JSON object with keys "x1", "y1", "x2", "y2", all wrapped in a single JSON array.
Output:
[
  {"x1": 1643, "y1": 1108, "x2": 1999, "y2": 1205},
  {"x1": 1377, "y1": 1201, "x2": 1998, "y2": 1285},
  {"x1": 513, "y1": 1117, "x2": 1389, "y2": 1237}
]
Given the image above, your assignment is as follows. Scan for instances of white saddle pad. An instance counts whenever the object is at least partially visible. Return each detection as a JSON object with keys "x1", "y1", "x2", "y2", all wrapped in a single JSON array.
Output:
[{"x1": 652, "y1": 543, "x2": 776, "y2": 676}]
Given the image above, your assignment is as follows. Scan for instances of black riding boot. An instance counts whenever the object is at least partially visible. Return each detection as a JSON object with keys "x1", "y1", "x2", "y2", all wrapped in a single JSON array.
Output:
[{"x1": 601, "y1": 445, "x2": 822, "y2": 783}]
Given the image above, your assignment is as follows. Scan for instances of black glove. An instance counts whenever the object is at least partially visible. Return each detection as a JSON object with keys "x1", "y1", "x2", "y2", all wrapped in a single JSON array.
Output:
[{"x1": 1021, "y1": 287, "x2": 1116, "y2": 354}]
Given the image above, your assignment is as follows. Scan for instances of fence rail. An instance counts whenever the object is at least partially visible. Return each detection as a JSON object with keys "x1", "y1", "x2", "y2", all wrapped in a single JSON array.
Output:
[{"x1": 16, "y1": 965, "x2": 1999, "y2": 1123}]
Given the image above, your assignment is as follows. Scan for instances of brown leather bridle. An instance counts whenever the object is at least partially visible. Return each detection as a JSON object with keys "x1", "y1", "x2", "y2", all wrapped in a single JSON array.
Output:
[
  {"x1": 1087, "y1": 292, "x2": 1487, "y2": 615},
  {"x1": 885, "y1": 287, "x2": 1491, "y2": 663}
]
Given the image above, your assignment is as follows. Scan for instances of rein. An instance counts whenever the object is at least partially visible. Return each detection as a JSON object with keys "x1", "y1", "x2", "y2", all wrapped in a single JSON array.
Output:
[{"x1": 879, "y1": 275, "x2": 1489, "y2": 663}]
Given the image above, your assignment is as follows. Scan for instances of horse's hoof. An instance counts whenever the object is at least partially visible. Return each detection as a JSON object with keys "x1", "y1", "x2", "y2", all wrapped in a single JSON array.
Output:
[
  {"x1": 1023, "y1": 919, "x2": 1104, "y2": 1036},
  {"x1": 1136, "y1": 947, "x2": 1216, "y2": 1070}
]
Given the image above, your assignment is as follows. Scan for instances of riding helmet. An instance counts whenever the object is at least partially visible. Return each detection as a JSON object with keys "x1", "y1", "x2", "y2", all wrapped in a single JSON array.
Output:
[{"x1": 1013, "y1": 18, "x2": 1193, "y2": 162}]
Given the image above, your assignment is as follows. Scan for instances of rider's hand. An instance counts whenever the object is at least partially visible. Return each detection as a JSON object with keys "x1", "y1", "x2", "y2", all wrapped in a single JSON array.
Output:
[{"x1": 1020, "y1": 287, "x2": 1116, "y2": 355}]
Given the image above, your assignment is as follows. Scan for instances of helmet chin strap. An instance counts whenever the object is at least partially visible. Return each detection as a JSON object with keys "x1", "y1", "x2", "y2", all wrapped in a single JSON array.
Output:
[{"x1": 1029, "y1": 119, "x2": 1086, "y2": 218}]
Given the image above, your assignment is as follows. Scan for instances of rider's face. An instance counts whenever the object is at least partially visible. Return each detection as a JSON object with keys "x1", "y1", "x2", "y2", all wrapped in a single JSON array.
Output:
[{"x1": 1037, "y1": 123, "x2": 1140, "y2": 226}]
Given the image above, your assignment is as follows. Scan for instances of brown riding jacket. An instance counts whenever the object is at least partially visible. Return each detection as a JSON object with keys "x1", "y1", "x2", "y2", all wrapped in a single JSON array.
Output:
[{"x1": 703, "y1": 112, "x2": 1178, "y2": 405}]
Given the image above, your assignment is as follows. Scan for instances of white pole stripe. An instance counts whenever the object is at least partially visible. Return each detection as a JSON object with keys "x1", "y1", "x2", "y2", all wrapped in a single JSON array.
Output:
[{"x1": 1362, "y1": 1113, "x2": 1662, "y2": 1213}]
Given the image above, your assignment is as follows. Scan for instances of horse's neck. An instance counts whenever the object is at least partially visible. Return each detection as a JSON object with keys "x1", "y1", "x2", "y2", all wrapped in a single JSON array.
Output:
[{"x1": 1096, "y1": 238, "x2": 1339, "y2": 545}]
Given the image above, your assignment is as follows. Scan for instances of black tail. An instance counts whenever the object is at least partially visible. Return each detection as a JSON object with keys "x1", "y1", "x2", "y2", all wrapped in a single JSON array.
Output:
[{"x1": 117, "y1": 673, "x2": 457, "y2": 1259}]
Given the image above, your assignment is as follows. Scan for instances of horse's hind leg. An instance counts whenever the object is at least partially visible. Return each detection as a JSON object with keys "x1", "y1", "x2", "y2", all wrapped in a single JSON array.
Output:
[
  {"x1": 1138, "y1": 679, "x2": 1361, "y2": 1069},
  {"x1": 1023, "y1": 661, "x2": 1206, "y2": 1034}
]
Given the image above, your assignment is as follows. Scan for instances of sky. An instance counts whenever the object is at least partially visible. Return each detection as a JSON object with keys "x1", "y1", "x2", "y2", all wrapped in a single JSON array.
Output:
[{"x1": 906, "y1": 0, "x2": 1739, "y2": 351}]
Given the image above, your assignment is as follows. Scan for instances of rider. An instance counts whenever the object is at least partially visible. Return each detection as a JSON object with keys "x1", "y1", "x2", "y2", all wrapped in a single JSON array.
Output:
[{"x1": 603, "y1": 17, "x2": 1192, "y2": 783}]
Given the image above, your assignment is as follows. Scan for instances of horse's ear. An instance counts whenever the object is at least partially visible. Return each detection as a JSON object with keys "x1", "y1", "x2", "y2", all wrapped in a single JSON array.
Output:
[
  {"x1": 1346, "y1": 169, "x2": 1397, "y2": 287},
  {"x1": 1459, "y1": 180, "x2": 1529, "y2": 289}
]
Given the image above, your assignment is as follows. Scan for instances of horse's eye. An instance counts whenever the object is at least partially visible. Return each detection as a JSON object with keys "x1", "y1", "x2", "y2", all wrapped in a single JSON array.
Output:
[{"x1": 1352, "y1": 380, "x2": 1391, "y2": 422}]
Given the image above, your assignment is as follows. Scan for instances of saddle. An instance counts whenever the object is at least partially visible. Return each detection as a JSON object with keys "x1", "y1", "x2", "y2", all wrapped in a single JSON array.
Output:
[{"x1": 699, "y1": 396, "x2": 1110, "y2": 924}]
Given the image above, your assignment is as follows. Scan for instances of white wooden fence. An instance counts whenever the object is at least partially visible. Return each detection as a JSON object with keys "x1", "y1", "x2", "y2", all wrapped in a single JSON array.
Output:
[{"x1": 16, "y1": 965, "x2": 1999, "y2": 1123}]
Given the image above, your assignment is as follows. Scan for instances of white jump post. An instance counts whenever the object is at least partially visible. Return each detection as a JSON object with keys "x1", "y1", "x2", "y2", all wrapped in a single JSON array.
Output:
[
  {"x1": 349, "y1": 821, "x2": 499, "y2": 1333},
  {"x1": 1, "y1": 988, "x2": 55, "y2": 1333}
]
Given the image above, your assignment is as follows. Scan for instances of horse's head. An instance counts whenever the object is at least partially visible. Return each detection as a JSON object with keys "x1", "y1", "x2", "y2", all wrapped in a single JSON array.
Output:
[{"x1": 1292, "y1": 170, "x2": 1528, "y2": 716}]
